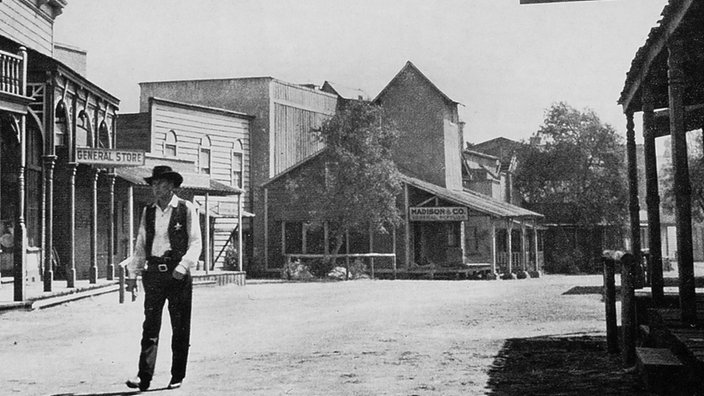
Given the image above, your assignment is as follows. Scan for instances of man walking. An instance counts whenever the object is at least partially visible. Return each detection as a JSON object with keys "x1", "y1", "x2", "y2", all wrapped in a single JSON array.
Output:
[{"x1": 122, "y1": 165, "x2": 202, "y2": 391}]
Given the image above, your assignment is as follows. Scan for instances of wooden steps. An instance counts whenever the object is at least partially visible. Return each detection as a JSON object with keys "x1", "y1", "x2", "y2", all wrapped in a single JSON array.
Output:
[{"x1": 635, "y1": 347, "x2": 686, "y2": 395}]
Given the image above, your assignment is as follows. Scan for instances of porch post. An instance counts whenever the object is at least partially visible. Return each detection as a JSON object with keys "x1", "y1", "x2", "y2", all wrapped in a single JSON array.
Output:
[
  {"x1": 668, "y1": 37, "x2": 696, "y2": 324},
  {"x1": 13, "y1": 115, "x2": 27, "y2": 300},
  {"x1": 237, "y1": 193, "x2": 243, "y2": 272},
  {"x1": 520, "y1": 220, "x2": 527, "y2": 276},
  {"x1": 66, "y1": 163, "x2": 77, "y2": 287},
  {"x1": 625, "y1": 111, "x2": 641, "y2": 282},
  {"x1": 263, "y1": 187, "x2": 268, "y2": 270},
  {"x1": 533, "y1": 220, "x2": 540, "y2": 275},
  {"x1": 42, "y1": 155, "x2": 57, "y2": 292},
  {"x1": 204, "y1": 192, "x2": 210, "y2": 274},
  {"x1": 505, "y1": 218, "x2": 514, "y2": 279},
  {"x1": 106, "y1": 171, "x2": 115, "y2": 280},
  {"x1": 128, "y1": 185, "x2": 134, "y2": 254},
  {"x1": 89, "y1": 168, "x2": 99, "y2": 284},
  {"x1": 642, "y1": 81, "x2": 664, "y2": 305},
  {"x1": 404, "y1": 183, "x2": 411, "y2": 269},
  {"x1": 490, "y1": 219, "x2": 498, "y2": 279}
]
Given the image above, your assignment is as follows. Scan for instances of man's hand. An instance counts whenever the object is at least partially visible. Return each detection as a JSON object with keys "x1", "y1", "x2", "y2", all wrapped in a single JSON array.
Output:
[
  {"x1": 172, "y1": 270, "x2": 185, "y2": 280},
  {"x1": 126, "y1": 278, "x2": 138, "y2": 292}
]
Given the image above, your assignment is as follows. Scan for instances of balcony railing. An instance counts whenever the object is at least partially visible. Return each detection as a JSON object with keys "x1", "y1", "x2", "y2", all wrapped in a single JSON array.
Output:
[{"x1": 0, "y1": 49, "x2": 24, "y2": 96}]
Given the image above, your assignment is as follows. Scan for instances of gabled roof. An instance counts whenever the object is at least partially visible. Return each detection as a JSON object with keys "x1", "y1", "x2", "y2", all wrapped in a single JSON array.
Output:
[
  {"x1": 401, "y1": 174, "x2": 542, "y2": 219},
  {"x1": 373, "y1": 61, "x2": 459, "y2": 105},
  {"x1": 321, "y1": 81, "x2": 370, "y2": 101}
]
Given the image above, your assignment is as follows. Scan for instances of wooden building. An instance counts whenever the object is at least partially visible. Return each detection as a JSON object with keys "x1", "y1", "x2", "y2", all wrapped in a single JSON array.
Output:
[
  {"x1": 138, "y1": 78, "x2": 337, "y2": 274},
  {"x1": 264, "y1": 62, "x2": 543, "y2": 278},
  {"x1": 116, "y1": 97, "x2": 251, "y2": 270},
  {"x1": 618, "y1": 0, "x2": 704, "y2": 323}
]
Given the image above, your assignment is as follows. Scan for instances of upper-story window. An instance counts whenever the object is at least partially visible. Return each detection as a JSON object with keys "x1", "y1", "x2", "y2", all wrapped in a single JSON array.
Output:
[
  {"x1": 54, "y1": 100, "x2": 68, "y2": 146},
  {"x1": 199, "y1": 136, "x2": 211, "y2": 175},
  {"x1": 98, "y1": 121, "x2": 110, "y2": 148},
  {"x1": 232, "y1": 139, "x2": 243, "y2": 188},
  {"x1": 76, "y1": 110, "x2": 91, "y2": 147},
  {"x1": 164, "y1": 130, "x2": 178, "y2": 157}
]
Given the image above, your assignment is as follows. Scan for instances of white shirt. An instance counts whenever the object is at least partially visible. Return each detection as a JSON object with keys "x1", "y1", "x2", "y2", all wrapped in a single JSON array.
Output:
[{"x1": 121, "y1": 195, "x2": 202, "y2": 279}]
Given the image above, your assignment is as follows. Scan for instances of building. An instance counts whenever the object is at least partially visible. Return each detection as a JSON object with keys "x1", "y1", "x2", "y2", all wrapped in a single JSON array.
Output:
[
  {"x1": 264, "y1": 62, "x2": 543, "y2": 278},
  {"x1": 138, "y1": 77, "x2": 338, "y2": 274},
  {"x1": 116, "y1": 97, "x2": 251, "y2": 270}
]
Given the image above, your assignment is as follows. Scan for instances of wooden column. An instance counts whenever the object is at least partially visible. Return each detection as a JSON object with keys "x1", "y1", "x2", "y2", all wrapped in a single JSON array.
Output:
[
  {"x1": 42, "y1": 155, "x2": 56, "y2": 292},
  {"x1": 625, "y1": 112, "x2": 641, "y2": 271},
  {"x1": 238, "y1": 193, "x2": 243, "y2": 272},
  {"x1": 263, "y1": 187, "x2": 268, "y2": 270},
  {"x1": 106, "y1": 172, "x2": 115, "y2": 280},
  {"x1": 204, "y1": 193, "x2": 210, "y2": 274},
  {"x1": 506, "y1": 219, "x2": 513, "y2": 276},
  {"x1": 520, "y1": 220, "x2": 527, "y2": 273},
  {"x1": 490, "y1": 220, "x2": 497, "y2": 276},
  {"x1": 13, "y1": 116, "x2": 27, "y2": 300},
  {"x1": 66, "y1": 163, "x2": 77, "y2": 287},
  {"x1": 642, "y1": 82, "x2": 664, "y2": 305},
  {"x1": 404, "y1": 183, "x2": 411, "y2": 270},
  {"x1": 89, "y1": 168, "x2": 99, "y2": 284},
  {"x1": 533, "y1": 220, "x2": 540, "y2": 274},
  {"x1": 668, "y1": 37, "x2": 696, "y2": 324}
]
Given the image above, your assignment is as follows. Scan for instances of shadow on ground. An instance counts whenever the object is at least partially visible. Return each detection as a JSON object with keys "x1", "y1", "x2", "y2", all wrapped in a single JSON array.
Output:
[{"x1": 484, "y1": 335, "x2": 655, "y2": 395}]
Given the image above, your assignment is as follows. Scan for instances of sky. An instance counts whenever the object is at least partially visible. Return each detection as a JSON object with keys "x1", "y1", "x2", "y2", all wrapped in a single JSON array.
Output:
[{"x1": 53, "y1": 0, "x2": 669, "y2": 145}]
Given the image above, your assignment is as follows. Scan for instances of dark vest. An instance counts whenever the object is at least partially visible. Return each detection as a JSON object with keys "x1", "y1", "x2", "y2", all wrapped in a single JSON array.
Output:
[{"x1": 145, "y1": 199, "x2": 189, "y2": 260}]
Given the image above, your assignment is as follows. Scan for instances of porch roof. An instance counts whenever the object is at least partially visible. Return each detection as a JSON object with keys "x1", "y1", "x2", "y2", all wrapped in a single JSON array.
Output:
[
  {"x1": 115, "y1": 166, "x2": 243, "y2": 196},
  {"x1": 401, "y1": 174, "x2": 543, "y2": 219}
]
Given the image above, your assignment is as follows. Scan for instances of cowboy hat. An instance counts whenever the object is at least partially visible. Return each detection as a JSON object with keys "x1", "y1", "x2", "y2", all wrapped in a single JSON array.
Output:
[{"x1": 144, "y1": 165, "x2": 183, "y2": 188}]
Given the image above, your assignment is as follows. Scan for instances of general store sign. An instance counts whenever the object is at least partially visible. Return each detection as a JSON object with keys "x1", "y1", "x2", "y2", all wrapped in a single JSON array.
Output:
[
  {"x1": 76, "y1": 148, "x2": 145, "y2": 167},
  {"x1": 409, "y1": 207, "x2": 468, "y2": 222}
]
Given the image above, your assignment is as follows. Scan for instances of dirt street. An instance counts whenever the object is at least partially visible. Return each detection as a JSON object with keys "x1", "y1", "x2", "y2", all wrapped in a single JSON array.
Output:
[{"x1": 0, "y1": 275, "x2": 645, "y2": 395}]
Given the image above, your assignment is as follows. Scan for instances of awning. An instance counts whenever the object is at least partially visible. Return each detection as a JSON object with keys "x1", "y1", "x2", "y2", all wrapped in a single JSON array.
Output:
[
  {"x1": 115, "y1": 167, "x2": 243, "y2": 196},
  {"x1": 401, "y1": 174, "x2": 543, "y2": 219}
]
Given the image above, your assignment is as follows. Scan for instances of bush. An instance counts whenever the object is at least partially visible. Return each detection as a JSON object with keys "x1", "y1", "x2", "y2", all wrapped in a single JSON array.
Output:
[
  {"x1": 309, "y1": 258, "x2": 335, "y2": 278},
  {"x1": 544, "y1": 248, "x2": 584, "y2": 274},
  {"x1": 347, "y1": 258, "x2": 369, "y2": 279},
  {"x1": 223, "y1": 245, "x2": 239, "y2": 271}
]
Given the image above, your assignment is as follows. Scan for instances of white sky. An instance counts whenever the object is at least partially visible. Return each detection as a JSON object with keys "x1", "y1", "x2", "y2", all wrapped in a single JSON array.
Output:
[{"x1": 53, "y1": 0, "x2": 668, "y2": 145}]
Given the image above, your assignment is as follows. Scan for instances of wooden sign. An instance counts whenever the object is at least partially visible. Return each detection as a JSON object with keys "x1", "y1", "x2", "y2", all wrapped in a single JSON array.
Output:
[
  {"x1": 76, "y1": 147, "x2": 145, "y2": 167},
  {"x1": 409, "y1": 207, "x2": 468, "y2": 222}
]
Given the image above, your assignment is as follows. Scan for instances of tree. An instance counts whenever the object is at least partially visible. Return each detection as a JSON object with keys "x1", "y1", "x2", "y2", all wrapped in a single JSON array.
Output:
[
  {"x1": 285, "y1": 101, "x2": 403, "y2": 266},
  {"x1": 661, "y1": 133, "x2": 704, "y2": 221},
  {"x1": 515, "y1": 102, "x2": 628, "y2": 272}
]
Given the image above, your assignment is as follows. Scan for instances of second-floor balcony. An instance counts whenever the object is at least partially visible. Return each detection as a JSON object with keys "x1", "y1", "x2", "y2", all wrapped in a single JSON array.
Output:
[{"x1": 0, "y1": 48, "x2": 30, "y2": 114}]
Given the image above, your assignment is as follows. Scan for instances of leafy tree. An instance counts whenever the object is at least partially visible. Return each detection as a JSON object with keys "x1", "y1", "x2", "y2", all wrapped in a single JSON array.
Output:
[
  {"x1": 285, "y1": 101, "x2": 403, "y2": 262},
  {"x1": 661, "y1": 133, "x2": 704, "y2": 221},
  {"x1": 515, "y1": 102, "x2": 628, "y2": 272}
]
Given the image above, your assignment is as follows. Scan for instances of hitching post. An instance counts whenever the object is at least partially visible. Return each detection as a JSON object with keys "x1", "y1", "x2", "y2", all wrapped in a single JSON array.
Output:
[
  {"x1": 621, "y1": 252, "x2": 637, "y2": 366},
  {"x1": 602, "y1": 250, "x2": 619, "y2": 354}
]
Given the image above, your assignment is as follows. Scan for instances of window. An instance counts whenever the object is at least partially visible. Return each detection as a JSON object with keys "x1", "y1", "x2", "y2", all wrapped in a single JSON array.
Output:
[
  {"x1": 54, "y1": 100, "x2": 67, "y2": 146},
  {"x1": 199, "y1": 136, "x2": 211, "y2": 174},
  {"x1": 98, "y1": 121, "x2": 110, "y2": 148},
  {"x1": 284, "y1": 222, "x2": 303, "y2": 254},
  {"x1": 164, "y1": 130, "x2": 178, "y2": 157},
  {"x1": 76, "y1": 110, "x2": 90, "y2": 147},
  {"x1": 232, "y1": 140, "x2": 243, "y2": 188}
]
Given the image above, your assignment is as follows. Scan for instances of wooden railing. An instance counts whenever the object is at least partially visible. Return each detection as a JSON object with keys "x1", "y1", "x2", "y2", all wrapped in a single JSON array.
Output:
[
  {"x1": 496, "y1": 251, "x2": 544, "y2": 273},
  {"x1": 284, "y1": 253, "x2": 397, "y2": 279},
  {"x1": 0, "y1": 49, "x2": 24, "y2": 96}
]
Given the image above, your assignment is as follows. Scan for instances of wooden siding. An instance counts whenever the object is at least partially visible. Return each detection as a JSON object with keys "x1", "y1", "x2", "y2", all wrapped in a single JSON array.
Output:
[
  {"x1": 443, "y1": 119, "x2": 463, "y2": 190},
  {"x1": 116, "y1": 113, "x2": 151, "y2": 152},
  {"x1": 271, "y1": 81, "x2": 336, "y2": 176},
  {"x1": 0, "y1": 0, "x2": 54, "y2": 57},
  {"x1": 151, "y1": 101, "x2": 251, "y2": 267}
]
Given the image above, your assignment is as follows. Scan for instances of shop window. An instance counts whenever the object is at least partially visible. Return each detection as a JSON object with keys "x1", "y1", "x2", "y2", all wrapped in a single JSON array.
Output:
[
  {"x1": 284, "y1": 221, "x2": 303, "y2": 254},
  {"x1": 446, "y1": 223, "x2": 460, "y2": 247},
  {"x1": 76, "y1": 110, "x2": 90, "y2": 147},
  {"x1": 232, "y1": 139, "x2": 243, "y2": 188},
  {"x1": 164, "y1": 130, "x2": 178, "y2": 157},
  {"x1": 199, "y1": 136, "x2": 211, "y2": 174},
  {"x1": 304, "y1": 222, "x2": 325, "y2": 254},
  {"x1": 466, "y1": 226, "x2": 480, "y2": 253}
]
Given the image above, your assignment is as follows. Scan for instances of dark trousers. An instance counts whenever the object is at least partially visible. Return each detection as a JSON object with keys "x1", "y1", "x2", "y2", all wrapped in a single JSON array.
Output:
[{"x1": 138, "y1": 271, "x2": 193, "y2": 383}]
